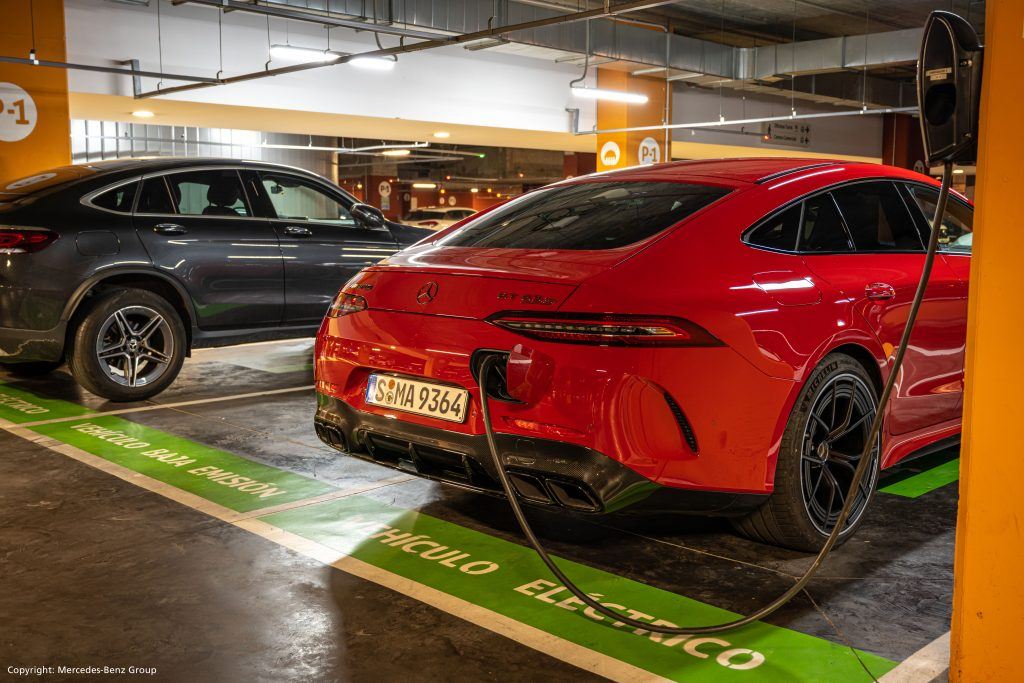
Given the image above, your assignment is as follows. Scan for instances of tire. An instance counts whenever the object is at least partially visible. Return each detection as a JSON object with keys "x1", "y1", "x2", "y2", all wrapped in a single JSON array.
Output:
[
  {"x1": 731, "y1": 353, "x2": 881, "y2": 552},
  {"x1": 67, "y1": 288, "x2": 186, "y2": 402},
  {"x1": 0, "y1": 360, "x2": 63, "y2": 376}
]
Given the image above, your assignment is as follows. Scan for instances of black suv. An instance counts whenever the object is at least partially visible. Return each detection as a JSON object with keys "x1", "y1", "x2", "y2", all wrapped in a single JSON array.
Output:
[{"x1": 0, "y1": 158, "x2": 430, "y2": 401}]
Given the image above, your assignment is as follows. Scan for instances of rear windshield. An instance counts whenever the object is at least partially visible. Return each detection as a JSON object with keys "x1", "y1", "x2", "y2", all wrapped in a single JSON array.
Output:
[{"x1": 436, "y1": 181, "x2": 729, "y2": 250}]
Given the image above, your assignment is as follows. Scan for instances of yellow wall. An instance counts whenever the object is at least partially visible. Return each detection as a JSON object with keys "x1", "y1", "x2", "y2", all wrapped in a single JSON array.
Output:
[
  {"x1": 951, "y1": 1, "x2": 1024, "y2": 680},
  {"x1": 0, "y1": 0, "x2": 70, "y2": 185}
]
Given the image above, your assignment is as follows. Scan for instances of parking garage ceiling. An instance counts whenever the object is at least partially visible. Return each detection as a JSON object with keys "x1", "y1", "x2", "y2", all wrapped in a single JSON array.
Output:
[{"x1": 156, "y1": 0, "x2": 984, "y2": 111}]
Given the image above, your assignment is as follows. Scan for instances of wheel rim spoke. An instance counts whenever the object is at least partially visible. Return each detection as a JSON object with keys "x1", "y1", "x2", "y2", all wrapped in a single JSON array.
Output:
[
  {"x1": 137, "y1": 314, "x2": 165, "y2": 342},
  {"x1": 141, "y1": 346, "x2": 170, "y2": 364},
  {"x1": 830, "y1": 412, "x2": 871, "y2": 442},
  {"x1": 97, "y1": 346, "x2": 125, "y2": 361},
  {"x1": 112, "y1": 309, "x2": 133, "y2": 338},
  {"x1": 828, "y1": 379, "x2": 858, "y2": 440}
]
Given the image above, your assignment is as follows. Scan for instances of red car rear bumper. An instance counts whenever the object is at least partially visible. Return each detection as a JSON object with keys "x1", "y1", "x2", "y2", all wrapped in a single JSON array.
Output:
[{"x1": 315, "y1": 308, "x2": 796, "y2": 511}]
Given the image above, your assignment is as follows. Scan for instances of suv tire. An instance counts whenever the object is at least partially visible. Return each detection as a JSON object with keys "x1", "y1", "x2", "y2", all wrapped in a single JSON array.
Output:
[{"x1": 68, "y1": 288, "x2": 186, "y2": 402}]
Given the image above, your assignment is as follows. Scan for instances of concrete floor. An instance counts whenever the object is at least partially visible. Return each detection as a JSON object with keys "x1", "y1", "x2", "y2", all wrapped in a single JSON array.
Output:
[{"x1": 0, "y1": 339, "x2": 956, "y2": 681}]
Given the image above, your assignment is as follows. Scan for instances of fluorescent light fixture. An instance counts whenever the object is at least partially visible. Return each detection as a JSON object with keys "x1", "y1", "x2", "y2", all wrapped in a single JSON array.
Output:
[
  {"x1": 470, "y1": 188, "x2": 479, "y2": 193},
  {"x1": 412, "y1": 182, "x2": 437, "y2": 189},
  {"x1": 433, "y1": 131, "x2": 451, "y2": 139},
  {"x1": 350, "y1": 57, "x2": 396, "y2": 71},
  {"x1": 270, "y1": 44, "x2": 340, "y2": 63},
  {"x1": 570, "y1": 85, "x2": 648, "y2": 105},
  {"x1": 953, "y1": 169, "x2": 965, "y2": 174},
  {"x1": 131, "y1": 110, "x2": 155, "y2": 118},
  {"x1": 380, "y1": 149, "x2": 411, "y2": 157}
]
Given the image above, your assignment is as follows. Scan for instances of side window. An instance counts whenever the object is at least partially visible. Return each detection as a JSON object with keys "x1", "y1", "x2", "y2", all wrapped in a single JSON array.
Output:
[
  {"x1": 91, "y1": 181, "x2": 138, "y2": 213},
  {"x1": 832, "y1": 182, "x2": 923, "y2": 252},
  {"x1": 165, "y1": 169, "x2": 251, "y2": 217},
  {"x1": 260, "y1": 173, "x2": 356, "y2": 227},
  {"x1": 799, "y1": 194, "x2": 853, "y2": 253},
  {"x1": 136, "y1": 177, "x2": 175, "y2": 215},
  {"x1": 906, "y1": 185, "x2": 974, "y2": 254},
  {"x1": 746, "y1": 204, "x2": 801, "y2": 251}
]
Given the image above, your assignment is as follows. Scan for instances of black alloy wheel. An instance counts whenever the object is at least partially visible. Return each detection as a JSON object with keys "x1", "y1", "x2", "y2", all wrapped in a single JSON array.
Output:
[
  {"x1": 799, "y1": 373, "x2": 880, "y2": 536},
  {"x1": 732, "y1": 354, "x2": 881, "y2": 551}
]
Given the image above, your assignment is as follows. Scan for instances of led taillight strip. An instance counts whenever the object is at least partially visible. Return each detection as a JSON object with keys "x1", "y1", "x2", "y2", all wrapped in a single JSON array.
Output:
[{"x1": 487, "y1": 312, "x2": 723, "y2": 347}]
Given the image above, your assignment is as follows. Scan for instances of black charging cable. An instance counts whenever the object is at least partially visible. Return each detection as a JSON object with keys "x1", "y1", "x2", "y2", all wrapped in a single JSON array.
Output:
[{"x1": 476, "y1": 161, "x2": 955, "y2": 634}]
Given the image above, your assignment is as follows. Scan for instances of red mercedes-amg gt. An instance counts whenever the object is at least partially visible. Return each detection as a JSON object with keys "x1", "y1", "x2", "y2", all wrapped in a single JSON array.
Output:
[{"x1": 313, "y1": 158, "x2": 972, "y2": 550}]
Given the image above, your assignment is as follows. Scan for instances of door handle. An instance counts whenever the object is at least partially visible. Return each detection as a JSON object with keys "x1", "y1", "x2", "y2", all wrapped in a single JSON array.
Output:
[
  {"x1": 865, "y1": 282, "x2": 896, "y2": 301},
  {"x1": 284, "y1": 225, "x2": 313, "y2": 237},
  {"x1": 153, "y1": 223, "x2": 187, "y2": 235}
]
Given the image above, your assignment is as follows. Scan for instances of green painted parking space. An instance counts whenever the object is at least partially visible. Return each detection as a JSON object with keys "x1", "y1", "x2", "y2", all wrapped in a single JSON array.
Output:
[
  {"x1": 0, "y1": 380, "x2": 895, "y2": 679},
  {"x1": 880, "y1": 457, "x2": 961, "y2": 498},
  {"x1": 0, "y1": 381, "x2": 92, "y2": 424},
  {"x1": 29, "y1": 415, "x2": 337, "y2": 513},
  {"x1": 263, "y1": 495, "x2": 895, "y2": 681}
]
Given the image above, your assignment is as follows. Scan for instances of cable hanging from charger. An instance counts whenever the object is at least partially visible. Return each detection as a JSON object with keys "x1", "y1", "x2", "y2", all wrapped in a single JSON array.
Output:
[{"x1": 476, "y1": 161, "x2": 955, "y2": 635}]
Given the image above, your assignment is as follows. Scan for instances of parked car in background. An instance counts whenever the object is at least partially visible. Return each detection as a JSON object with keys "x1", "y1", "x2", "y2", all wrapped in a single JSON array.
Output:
[
  {"x1": 401, "y1": 206, "x2": 476, "y2": 229},
  {"x1": 313, "y1": 158, "x2": 973, "y2": 551},
  {"x1": 0, "y1": 158, "x2": 431, "y2": 401}
]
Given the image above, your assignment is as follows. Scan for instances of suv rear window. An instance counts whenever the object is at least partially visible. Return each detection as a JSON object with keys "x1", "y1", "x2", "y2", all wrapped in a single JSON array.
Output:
[{"x1": 437, "y1": 181, "x2": 729, "y2": 250}]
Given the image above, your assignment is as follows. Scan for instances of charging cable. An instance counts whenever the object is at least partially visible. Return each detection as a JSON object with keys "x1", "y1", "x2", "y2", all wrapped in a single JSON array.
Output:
[{"x1": 477, "y1": 161, "x2": 955, "y2": 634}]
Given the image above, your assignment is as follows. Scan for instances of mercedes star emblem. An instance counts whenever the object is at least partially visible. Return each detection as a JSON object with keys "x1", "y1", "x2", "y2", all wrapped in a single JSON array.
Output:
[{"x1": 416, "y1": 281, "x2": 439, "y2": 304}]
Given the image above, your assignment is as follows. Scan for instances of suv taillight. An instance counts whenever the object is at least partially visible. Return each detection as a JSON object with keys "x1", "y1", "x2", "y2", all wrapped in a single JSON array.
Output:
[
  {"x1": 327, "y1": 292, "x2": 368, "y2": 318},
  {"x1": 488, "y1": 312, "x2": 723, "y2": 347},
  {"x1": 0, "y1": 228, "x2": 57, "y2": 254}
]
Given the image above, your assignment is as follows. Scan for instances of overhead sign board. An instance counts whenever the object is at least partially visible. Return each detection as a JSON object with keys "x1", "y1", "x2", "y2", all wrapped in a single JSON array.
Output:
[{"x1": 762, "y1": 121, "x2": 811, "y2": 147}]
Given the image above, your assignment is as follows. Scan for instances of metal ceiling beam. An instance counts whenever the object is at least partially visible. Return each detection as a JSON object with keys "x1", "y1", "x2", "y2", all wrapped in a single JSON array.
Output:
[
  {"x1": 135, "y1": 0, "x2": 688, "y2": 98},
  {"x1": 178, "y1": 0, "x2": 453, "y2": 41}
]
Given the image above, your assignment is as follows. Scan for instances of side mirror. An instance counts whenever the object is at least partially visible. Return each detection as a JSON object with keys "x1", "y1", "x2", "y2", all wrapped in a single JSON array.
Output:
[
  {"x1": 351, "y1": 203, "x2": 387, "y2": 229},
  {"x1": 917, "y1": 11, "x2": 983, "y2": 165}
]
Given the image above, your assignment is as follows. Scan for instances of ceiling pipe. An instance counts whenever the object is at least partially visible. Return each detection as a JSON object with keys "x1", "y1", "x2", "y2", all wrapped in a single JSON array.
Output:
[
  {"x1": 134, "y1": 0, "x2": 685, "y2": 99},
  {"x1": 576, "y1": 105, "x2": 917, "y2": 135},
  {"x1": 0, "y1": 55, "x2": 218, "y2": 83}
]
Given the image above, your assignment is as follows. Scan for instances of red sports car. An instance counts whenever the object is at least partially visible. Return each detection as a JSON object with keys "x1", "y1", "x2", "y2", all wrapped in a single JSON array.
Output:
[{"x1": 313, "y1": 158, "x2": 972, "y2": 550}]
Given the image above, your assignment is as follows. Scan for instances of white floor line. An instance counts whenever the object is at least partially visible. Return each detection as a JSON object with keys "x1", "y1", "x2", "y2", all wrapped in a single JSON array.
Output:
[
  {"x1": 879, "y1": 631, "x2": 950, "y2": 682},
  {"x1": 229, "y1": 474, "x2": 416, "y2": 521},
  {"x1": 3, "y1": 423, "x2": 666, "y2": 683},
  {"x1": 11, "y1": 385, "x2": 314, "y2": 428}
]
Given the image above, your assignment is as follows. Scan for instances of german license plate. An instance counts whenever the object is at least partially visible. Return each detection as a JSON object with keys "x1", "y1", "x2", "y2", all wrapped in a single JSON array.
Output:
[{"x1": 365, "y1": 374, "x2": 470, "y2": 423}]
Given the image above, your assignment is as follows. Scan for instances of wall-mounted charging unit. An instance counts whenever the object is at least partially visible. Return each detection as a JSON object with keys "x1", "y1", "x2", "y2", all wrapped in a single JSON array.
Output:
[
  {"x1": 918, "y1": 11, "x2": 983, "y2": 165},
  {"x1": 476, "y1": 10, "x2": 984, "y2": 636}
]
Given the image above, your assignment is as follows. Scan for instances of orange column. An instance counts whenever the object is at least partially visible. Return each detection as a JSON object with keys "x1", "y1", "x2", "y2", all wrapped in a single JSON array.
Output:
[
  {"x1": 0, "y1": 0, "x2": 70, "y2": 184},
  {"x1": 595, "y1": 68, "x2": 669, "y2": 171},
  {"x1": 950, "y1": 1, "x2": 1024, "y2": 680}
]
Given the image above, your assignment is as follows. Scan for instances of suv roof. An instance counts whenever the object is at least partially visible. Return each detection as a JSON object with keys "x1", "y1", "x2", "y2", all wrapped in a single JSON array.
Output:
[{"x1": 1, "y1": 157, "x2": 338, "y2": 202}]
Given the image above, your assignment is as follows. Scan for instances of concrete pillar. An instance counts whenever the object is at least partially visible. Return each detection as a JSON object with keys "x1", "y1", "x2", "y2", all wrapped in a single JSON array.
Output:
[{"x1": 0, "y1": 0, "x2": 70, "y2": 184}]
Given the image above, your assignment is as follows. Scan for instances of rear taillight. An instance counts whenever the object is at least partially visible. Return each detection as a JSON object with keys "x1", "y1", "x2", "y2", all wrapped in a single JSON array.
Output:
[
  {"x1": 0, "y1": 228, "x2": 57, "y2": 254},
  {"x1": 327, "y1": 291, "x2": 368, "y2": 318},
  {"x1": 488, "y1": 312, "x2": 723, "y2": 347}
]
